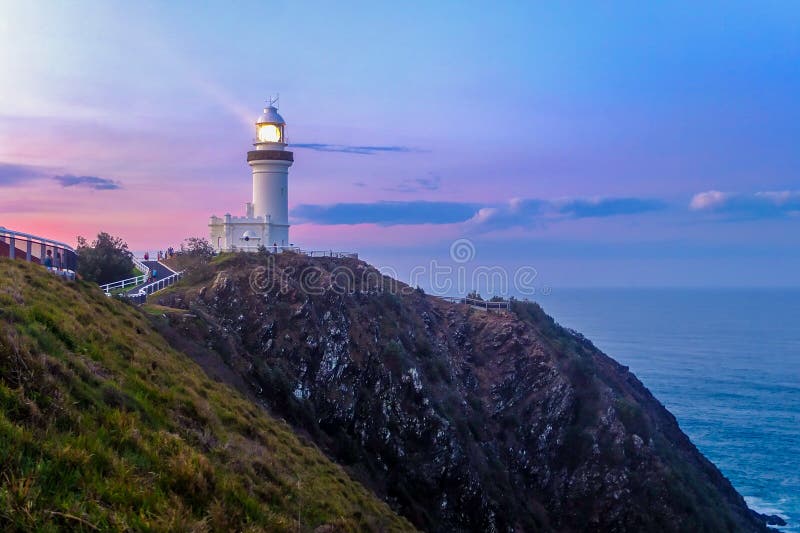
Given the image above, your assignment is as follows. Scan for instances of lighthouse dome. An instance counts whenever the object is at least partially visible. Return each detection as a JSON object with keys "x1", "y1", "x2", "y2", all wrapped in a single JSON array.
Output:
[
  {"x1": 256, "y1": 106, "x2": 285, "y2": 125},
  {"x1": 241, "y1": 230, "x2": 260, "y2": 242}
]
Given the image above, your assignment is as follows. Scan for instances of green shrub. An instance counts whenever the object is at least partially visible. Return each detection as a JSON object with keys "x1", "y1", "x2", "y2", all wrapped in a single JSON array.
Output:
[{"x1": 615, "y1": 397, "x2": 651, "y2": 439}]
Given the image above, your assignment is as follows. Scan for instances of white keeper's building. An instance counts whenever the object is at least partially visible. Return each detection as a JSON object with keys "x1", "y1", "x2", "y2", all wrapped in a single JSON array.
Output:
[{"x1": 209, "y1": 102, "x2": 294, "y2": 252}]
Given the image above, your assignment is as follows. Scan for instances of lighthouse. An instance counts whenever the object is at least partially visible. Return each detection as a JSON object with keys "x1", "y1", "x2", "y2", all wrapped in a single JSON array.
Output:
[
  {"x1": 209, "y1": 99, "x2": 294, "y2": 252},
  {"x1": 250, "y1": 103, "x2": 293, "y2": 245}
]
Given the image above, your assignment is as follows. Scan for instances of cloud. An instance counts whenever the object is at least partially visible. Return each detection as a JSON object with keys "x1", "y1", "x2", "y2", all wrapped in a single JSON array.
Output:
[
  {"x1": 689, "y1": 190, "x2": 731, "y2": 210},
  {"x1": 466, "y1": 198, "x2": 548, "y2": 230},
  {"x1": 290, "y1": 143, "x2": 414, "y2": 155},
  {"x1": 1, "y1": 163, "x2": 123, "y2": 192},
  {"x1": 689, "y1": 190, "x2": 800, "y2": 219},
  {"x1": 293, "y1": 195, "x2": 664, "y2": 228},
  {"x1": 0, "y1": 162, "x2": 45, "y2": 186},
  {"x1": 53, "y1": 174, "x2": 122, "y2": 190},
  {"x1": 292, "y1": 201, "x2": 479, "y2": 226},
  {"x1": 384, "y1": 174, "x2": 441, "y2": 193},
  {"x1": 467, "y1": 196, "x2": 665, "y2": 230},
  {"x1": 558, "y1": 197, "x2": 666, "y2": 219}
]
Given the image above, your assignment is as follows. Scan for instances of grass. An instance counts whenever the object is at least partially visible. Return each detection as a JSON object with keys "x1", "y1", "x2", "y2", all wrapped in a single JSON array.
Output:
[
  {"x1": 0, "y1": 259, "x2": 414, "y2": 532},
  {"x1": 108, "y1": 284, "x2": 139, "y2": 296},
  {"x1": 140, "y1": 304, "x2": 190, "y2": 317}
]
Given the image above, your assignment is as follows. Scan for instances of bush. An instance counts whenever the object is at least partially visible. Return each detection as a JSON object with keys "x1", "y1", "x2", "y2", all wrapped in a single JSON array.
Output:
[
  {"x1": 615, "y1": 398, "x2": 651, "y2": 439},
  {"x1": 181, "y1": 237, "x2": 214, "y2": 259},
  {"x1": 76, "y1": 232, "x2": 134, "y2": 285},
  {"x1": 170, "y1": 237, "x2": 216, "y2": 283}
]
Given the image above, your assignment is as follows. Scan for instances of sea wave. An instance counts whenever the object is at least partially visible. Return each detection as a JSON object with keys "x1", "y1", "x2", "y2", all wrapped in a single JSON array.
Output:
[{"x1": 744, "y1": 495, "x2": 795, "y2": 532}]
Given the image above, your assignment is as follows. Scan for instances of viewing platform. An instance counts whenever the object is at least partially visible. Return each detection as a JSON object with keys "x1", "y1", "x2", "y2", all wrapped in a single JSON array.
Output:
[{"x1": 0, "y1": 226, "x2": 77, "y2": 277}]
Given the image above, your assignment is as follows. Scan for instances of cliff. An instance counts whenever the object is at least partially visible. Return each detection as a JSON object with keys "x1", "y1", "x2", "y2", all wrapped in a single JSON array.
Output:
[
  {"x1": 0, "y1": 259, "x2": 413, "y2": 531},
  {"x1": 152, "y1": 252, "x2": 771, "y2": 532}
]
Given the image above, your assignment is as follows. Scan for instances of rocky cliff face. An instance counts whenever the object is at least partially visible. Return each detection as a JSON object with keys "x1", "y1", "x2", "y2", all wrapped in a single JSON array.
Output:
[{"x1": 155, "y1": 253, "x2": 770, "y2": 532}]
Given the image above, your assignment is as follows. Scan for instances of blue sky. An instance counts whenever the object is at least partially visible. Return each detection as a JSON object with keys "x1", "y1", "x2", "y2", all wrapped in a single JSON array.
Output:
[{"x1": 1, "y1": 1, "x2": 798, "y2": 288}]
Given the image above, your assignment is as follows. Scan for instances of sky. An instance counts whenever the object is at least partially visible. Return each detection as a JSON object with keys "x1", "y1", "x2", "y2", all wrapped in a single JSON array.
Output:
[{"x1": 1, "y1": 1, "x2": 799, "y2": 289}]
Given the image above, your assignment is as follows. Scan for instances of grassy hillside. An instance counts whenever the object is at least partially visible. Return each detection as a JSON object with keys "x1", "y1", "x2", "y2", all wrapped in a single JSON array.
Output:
[{"x1": 0, "y1": 259, "x2": 414, "y2": 532}]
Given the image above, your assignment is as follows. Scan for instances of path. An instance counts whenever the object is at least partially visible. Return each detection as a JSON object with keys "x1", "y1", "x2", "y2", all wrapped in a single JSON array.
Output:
[{"x1": 125, "y1": 260, "x2": 176, "y2": 296}]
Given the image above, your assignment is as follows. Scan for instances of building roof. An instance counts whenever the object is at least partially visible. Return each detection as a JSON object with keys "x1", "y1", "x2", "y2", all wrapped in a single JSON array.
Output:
[{"x1": 256, "y1": 105, "x2": 285, "y2": 125}]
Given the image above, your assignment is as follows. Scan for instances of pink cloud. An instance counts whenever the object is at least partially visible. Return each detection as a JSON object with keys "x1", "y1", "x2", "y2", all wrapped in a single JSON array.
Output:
[{"x1": 690, "y1": 190, "x2": 731, "y2": 210}]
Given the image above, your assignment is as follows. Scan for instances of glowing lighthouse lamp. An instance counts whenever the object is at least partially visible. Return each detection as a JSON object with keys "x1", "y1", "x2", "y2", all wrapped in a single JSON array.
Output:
[{"x1": 256, "y1": 117, "x2": 284, "y2": 143}]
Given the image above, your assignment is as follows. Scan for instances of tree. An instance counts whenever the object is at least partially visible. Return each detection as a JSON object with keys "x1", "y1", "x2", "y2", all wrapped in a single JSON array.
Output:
[
  {"x1": 76, "y1": 232, "x2": 134, "y2": 285},
  {"x1": 181, "y1": 237, "x2": 214, "y2": 259},
  {"x1": 172, "y1": 237, "x2": 215, "y2": 284}
]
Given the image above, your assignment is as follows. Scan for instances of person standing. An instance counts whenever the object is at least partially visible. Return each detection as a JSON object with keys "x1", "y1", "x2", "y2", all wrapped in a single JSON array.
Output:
[{"x1": 43, "y1": 250, "x2": 53, "y2": 269}]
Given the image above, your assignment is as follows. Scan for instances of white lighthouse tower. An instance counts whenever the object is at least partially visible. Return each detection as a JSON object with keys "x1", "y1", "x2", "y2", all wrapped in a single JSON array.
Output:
[
  {"x1": 209, "y1": 98, "x2": 294, "y2": 252},
  {"x1": 250, "y1": 101, "x2": 293, "y2": 246}
]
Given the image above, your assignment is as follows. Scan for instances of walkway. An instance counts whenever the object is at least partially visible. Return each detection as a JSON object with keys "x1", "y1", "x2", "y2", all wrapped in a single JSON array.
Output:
[
  {"x1": 125, "y1": 260, "x2": 176, "y2": 296},
  {"x1": 142, "y1": 260, "x2": 175, "y2": 277}
]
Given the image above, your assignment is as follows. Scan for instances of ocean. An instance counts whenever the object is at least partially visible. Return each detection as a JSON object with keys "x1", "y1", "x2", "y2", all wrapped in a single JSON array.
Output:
[{"x1": 537, "y1": 288, "x2": 800, "y2": 530}]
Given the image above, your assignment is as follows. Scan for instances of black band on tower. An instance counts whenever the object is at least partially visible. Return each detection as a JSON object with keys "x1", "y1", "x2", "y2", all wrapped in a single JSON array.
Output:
[{"x1": 247, "y1": 150, "x2": 294, "y2": 162}]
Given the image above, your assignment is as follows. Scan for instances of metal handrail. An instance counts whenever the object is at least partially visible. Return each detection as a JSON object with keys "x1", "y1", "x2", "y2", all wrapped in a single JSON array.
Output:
[
  {"x1": 0, "y1": 225, "x2": 78, "y2": 272},
  {"x1": 297, "y1": 249, "x2": 359, "y2": 259},
  {"x1": 257, "y1": 246, "x2": 358, "y2": 258},
  {"x1": 217, "y1": 245, "x2": 358, "y2": 259},
  {"x1": 0, "y1": 226, "x2": 76, "y2": 253},
  {"x1": 439, "y1": 296, "x2": 511, "y2": 312}
]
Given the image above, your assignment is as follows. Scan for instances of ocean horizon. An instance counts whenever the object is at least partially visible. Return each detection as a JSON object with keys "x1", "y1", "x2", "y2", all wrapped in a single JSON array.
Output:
[{"x1": 537, "y1": 287, "x2": 799, "y2": 530}]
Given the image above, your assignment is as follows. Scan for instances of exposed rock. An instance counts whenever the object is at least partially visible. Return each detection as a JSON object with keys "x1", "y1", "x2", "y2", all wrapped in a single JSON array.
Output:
[
  {"x1": 759, "y1": 513, "x2": 787, "y2": 527},
  {"x1": 157, "y1": 253, "x2": 772, "y2": 533}
]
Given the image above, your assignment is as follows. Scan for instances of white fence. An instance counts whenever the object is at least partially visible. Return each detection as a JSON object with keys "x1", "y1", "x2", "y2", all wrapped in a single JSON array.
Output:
[
  {"x1": 132, "y1": 256, "x2": 151, "y2": 277},
  {"x1": 124, "y1": 270, "x2": 184, "y2": 304},
  {"x1": 98, "y1": 256, "x2": 152, "y2": 294},
  {"x1": 100, "y1": 274, "x2": 148, "y2": 294}
]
